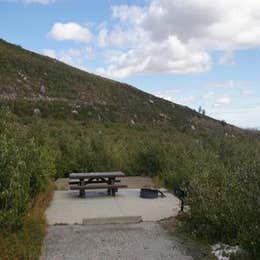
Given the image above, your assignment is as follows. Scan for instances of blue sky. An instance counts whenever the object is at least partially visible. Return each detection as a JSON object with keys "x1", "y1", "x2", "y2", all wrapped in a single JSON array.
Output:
[{"x1": 1, "y1": 0, "x2": 260, "y2": 128}]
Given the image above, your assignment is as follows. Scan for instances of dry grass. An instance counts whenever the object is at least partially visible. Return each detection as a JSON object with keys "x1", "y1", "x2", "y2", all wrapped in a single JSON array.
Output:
[{"x1": 0, "y1": 183, "x2": 54, "y2": 260}]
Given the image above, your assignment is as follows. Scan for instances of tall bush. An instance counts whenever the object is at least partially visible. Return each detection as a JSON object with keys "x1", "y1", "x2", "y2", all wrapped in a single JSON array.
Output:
[
  {"x1": 185, "y1": 144, "x2": 260, "y2": 258},
  {"x1": 0, "y1": 110, "x2": 56, "y2": 229}
]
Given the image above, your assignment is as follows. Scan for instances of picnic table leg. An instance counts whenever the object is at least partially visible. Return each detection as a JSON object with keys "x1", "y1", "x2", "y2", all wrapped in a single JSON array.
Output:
[
  {"x1": 107, "y1": 178, "x2": 111, "y2": 195},
  {"x1": 79, "y1": 178, "x2": 85, "y2": 197},
  {"x1": 107, "y1": 177, "x2": 112, "y2": 195},
  {"x1": 80, "y1": 189, "x2": 85, "y2": 197},
  {"x1": 111, "y1": 177, "x2": 116, "y2": 196}
]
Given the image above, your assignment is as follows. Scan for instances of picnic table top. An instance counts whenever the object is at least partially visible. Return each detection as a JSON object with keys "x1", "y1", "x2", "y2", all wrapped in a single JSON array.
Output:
[{"x1": 69, "y1": 171, "x2": 125, "y2": 179}]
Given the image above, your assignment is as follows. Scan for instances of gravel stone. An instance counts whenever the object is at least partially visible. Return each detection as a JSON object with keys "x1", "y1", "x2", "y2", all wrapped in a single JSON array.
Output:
[{"x1": 42, "y1": 222, "x2": 193, "y2": 260}]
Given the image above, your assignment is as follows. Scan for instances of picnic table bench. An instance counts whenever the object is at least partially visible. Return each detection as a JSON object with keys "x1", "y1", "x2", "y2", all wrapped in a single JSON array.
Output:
[{"x1": 69, "y1": 171, "x2": 128, "y2": 197}]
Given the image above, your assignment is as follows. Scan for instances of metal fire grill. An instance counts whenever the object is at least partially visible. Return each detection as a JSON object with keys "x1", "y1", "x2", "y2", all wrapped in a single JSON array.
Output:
[{"x1": 140, "y1": 188, "x2": 166, "y2": 199}]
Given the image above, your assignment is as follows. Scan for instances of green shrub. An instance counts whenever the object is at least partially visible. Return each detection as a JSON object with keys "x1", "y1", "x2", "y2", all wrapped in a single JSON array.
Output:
[
  {"x1": 87, "y1": 135, "x2": 114, "y2": 172},
  {"x1": 184, "y1": 144, "x2": 260, "y2": 258},
  {"x1": 23, "y1": 140, "x2": 56, "y2": 197},
  {"x1": 0, "y1": 110, "x2": 29, "y2": 229},
  {"x1": 0, "y1": 109, "x2": 56, "y2": 230},
  {"x1": 0, "y1": 133, "x2": 30, "y2": 229},
  {"x1": 132, "y1": 143, "x2": 163, "y2": 176}
]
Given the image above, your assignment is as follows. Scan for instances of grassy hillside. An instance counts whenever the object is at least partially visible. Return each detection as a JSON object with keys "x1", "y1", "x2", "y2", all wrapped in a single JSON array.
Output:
[
  {"x1": 0, "y1": 38, "x2": 243, "y2": 133},
  {"x1": 0, "y1": 39, "x2": 189, "y2": 123}
]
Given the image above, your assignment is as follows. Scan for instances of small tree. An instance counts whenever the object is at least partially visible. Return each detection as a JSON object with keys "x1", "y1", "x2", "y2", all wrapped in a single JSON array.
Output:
[
  {"x1": 198, "y1": 106, "x2": 202, "y2": 113},
  {"x1": 198, "y1": 106, "x2": 206, "y2": 116}
]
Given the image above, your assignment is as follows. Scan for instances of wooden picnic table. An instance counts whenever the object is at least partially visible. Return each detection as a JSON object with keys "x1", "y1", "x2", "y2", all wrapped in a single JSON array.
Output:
[{"x1": 69, "y1": 171, "x2": 127, "y2": 197}]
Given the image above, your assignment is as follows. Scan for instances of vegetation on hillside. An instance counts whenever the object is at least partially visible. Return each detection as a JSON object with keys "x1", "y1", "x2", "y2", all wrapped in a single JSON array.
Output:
[
  {"x1": 1, "y1": 110, "x2": 259, "y2": 258},
  {"x1": 0, "y1": 38, "x2": 238, "y2": 130},
  {"x1": 0, "y1": 39, "x2": 259, "y2": 258}
]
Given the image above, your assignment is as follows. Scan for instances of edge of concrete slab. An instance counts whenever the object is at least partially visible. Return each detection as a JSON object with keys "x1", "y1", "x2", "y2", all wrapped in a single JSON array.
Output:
[{"x1": 82, "y1": 216, "x2": 143, "y2": 225}]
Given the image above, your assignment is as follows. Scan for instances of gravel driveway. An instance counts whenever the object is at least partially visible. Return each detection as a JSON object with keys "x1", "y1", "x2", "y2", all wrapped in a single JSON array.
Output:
[{"x1": 41, "y1": 222, "x2": 194, "y2": 260}]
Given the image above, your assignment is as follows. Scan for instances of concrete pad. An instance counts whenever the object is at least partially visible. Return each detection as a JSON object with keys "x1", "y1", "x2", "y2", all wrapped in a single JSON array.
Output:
[{"x1": 46, "y1": 189, "x2": 180, "y2": 225}]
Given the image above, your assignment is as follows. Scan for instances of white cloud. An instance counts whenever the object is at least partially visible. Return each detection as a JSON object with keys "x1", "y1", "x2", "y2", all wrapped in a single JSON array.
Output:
[
  {"x1": 211, "y1": 106, "x2": 260, "y2": 129},
  {"x1": 42, "y1": 49, "x2": 56, "y2": 58},
  {"x1": 207, "y1": 80, "x2": 252, "y2": 90},
  {"x1": 98, "y1": 35, "x2": 211, "y2": 78},
  {"x1": 213, "y1": 96, "x2": 231, "y2": 107},
  {"x1": 155, "y1": 88, "x2": 181, "y2": 102},
  {"x1": 152, "y1": 87, "x2": 196, "y2": 107},
  {"x1": 49, "y1": 22, "x2": 92, "y2": 43},
  {"x1": 177, "y1": 95, "x2": 196, "y2": 106},
  {"x1": 97, "y1": 0, "x2": 260, "y2": 78},
  {"x1": 45, "y1": 1, "x2": 260, "y2": 79},
  {"x1": 97, "y1": 28, "x2": 108, "y2": 47},
  {"x1": 141, "y1": 0, "x2": 260, "y2": 50},
  {"x1": 203, "y1": 91, "x2": 215, "y2": 99},
  {"x1": 111, "y1": 5, "x2": 145, "y2": 24},
  {"x1": 97, "y1": 25, "x2": 147, "y2": 48},
  {"x1": 42, "y1": 47, "x2": 94, "y2": 70},
  {"x1": 219, "y1": 51, "x2": 236, "y2": 66},
  {"x1": 241, "y1": 90, "x2": 253, "y2": 96}
]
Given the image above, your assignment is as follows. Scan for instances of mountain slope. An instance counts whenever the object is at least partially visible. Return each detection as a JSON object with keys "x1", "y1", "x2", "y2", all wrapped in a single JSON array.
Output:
[
  {"x1": 0, "y1": 39, "x2": 209, "y2": 125},
  {"x1": 0, "y1": 39, "x2": 252, "y2": 137}
]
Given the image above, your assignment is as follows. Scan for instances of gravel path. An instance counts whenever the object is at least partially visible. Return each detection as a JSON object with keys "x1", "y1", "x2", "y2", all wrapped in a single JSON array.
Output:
[{"x1": 42, "y1": 222, "x2": 194, "y2": 260}]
